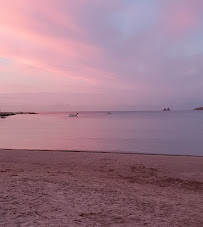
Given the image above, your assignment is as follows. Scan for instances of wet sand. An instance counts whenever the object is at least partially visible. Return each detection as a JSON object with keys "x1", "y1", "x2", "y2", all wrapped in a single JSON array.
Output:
[{"x1": 0, "y1": 149, "x2": 203, "y2": 227}]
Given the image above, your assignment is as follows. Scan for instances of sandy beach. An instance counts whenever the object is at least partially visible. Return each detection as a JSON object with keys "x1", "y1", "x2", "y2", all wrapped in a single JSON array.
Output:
[{"x1": 0, "y1": 149, "x2": 202, "y2": 227}]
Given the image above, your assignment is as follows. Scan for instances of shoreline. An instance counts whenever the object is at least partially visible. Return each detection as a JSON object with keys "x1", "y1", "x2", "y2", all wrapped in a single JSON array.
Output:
[{"x1": 1, "y1": 148, "x2": 203, "y2": 157}]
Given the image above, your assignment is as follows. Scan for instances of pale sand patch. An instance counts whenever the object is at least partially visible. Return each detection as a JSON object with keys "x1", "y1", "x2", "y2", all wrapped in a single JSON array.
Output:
[{"x1": 0, "y1": 149, "x2": 202, "y2": 227}]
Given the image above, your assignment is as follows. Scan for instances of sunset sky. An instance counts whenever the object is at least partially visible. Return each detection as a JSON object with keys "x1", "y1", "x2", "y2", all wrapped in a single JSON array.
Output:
[{"x1": 0, "y1": 0, "x2": 203, "y2": 111}]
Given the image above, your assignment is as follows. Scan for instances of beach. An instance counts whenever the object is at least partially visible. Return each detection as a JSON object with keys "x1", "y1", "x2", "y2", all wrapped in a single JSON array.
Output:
[{"x1": 0, "y1": 149, "x2": 202, "y2": 227}]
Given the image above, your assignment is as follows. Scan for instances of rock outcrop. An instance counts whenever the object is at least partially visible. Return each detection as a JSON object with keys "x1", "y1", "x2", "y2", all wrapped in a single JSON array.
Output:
[{"x1": 163, "y1": 108, "x2": 170, "y2": 111}]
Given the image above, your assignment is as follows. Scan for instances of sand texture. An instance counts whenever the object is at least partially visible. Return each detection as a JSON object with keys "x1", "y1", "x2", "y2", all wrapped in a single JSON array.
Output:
[{"x1": 0, "y1": 149, "x2": 203, "y2": 227}]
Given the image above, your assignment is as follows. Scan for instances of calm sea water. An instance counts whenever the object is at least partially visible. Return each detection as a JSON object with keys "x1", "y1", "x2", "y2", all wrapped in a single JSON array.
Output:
[{"x1": 0, "y1": 111, "x2": 203, "y2": 156}]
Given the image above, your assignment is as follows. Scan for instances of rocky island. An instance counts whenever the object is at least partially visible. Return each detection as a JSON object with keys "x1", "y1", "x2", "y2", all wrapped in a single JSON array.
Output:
[
  {"x1": 193, "y1": 107, "x2": 203, "y2": 110},
  {"x1": 163, "y1": 108, "x2": 170, "y2": 111}
]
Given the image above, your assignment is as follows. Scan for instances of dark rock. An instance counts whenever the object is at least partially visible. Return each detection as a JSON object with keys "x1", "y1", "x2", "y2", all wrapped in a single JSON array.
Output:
[{"x1": 163, "y1": 108, "x2": 170, "y2": 111}]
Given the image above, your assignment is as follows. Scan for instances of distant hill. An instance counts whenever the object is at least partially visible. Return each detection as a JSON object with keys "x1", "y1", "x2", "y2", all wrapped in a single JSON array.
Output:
[{"x1": 193, "y1": 107, "x2": 203, "y2": 110}]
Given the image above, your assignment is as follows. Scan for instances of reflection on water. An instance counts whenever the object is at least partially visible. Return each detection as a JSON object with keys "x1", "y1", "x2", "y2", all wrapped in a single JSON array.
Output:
[{"x1": 0, "y1": 111, "x2": 203, "y2": 155}]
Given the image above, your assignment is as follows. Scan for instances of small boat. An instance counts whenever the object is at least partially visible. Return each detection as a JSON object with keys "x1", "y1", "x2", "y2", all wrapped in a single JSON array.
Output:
[
  {"x1": 105, "y1": 112, "x2": 111, "y2": 114},
  {"x1": 69, "y1": 113, "x2": 78, "y2": 117},
  {"x1": 0, "y1": 116, "x2": 6, "y2": 119}
]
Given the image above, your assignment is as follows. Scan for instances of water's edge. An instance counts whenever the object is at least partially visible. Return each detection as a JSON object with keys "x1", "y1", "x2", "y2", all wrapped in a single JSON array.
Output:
[{"x1": 1, "y1": 148, "x2": 202, "y2": 157}]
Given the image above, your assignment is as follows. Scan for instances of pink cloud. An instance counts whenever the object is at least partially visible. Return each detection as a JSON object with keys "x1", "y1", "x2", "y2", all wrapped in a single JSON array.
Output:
[
  {"x1": 0, "y1": 0, "x2": 109, "y2": 83},
  {"x1": 1, "y1": 0, "x2": 201, "y2": 82},
  {"x1": 0, "y1": 0, "x2": 203, "y2": 110},
  {"x1": 160, "y1": 0, "x2": 203, "y2": 38}
]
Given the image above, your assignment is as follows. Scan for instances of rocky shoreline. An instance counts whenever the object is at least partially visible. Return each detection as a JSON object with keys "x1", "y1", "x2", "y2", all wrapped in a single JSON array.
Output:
[{"x1": 0, "y1": 112, "x2": 38, "y2": 117}]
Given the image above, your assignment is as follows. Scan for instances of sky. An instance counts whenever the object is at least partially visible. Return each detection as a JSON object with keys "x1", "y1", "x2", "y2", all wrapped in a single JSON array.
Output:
[{"x1": 0, "y1": 0, "x2": 203, "y2": 111}]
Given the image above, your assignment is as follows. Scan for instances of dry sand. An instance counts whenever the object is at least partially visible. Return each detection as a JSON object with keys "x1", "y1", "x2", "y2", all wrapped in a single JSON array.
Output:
[{"x1": 0, "y1": 149, "x2": 203, "y2": 227}]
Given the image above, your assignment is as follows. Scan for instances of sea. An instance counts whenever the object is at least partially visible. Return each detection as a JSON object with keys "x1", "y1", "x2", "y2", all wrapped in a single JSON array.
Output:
[{"x1": 0, "y1": 111, "x2": 203, "y2": 156}]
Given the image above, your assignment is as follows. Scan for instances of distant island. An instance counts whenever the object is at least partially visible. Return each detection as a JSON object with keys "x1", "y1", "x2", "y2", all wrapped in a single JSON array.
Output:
[{"x1": 193, "y1": 107, "x2": 203, "y2": 110}]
